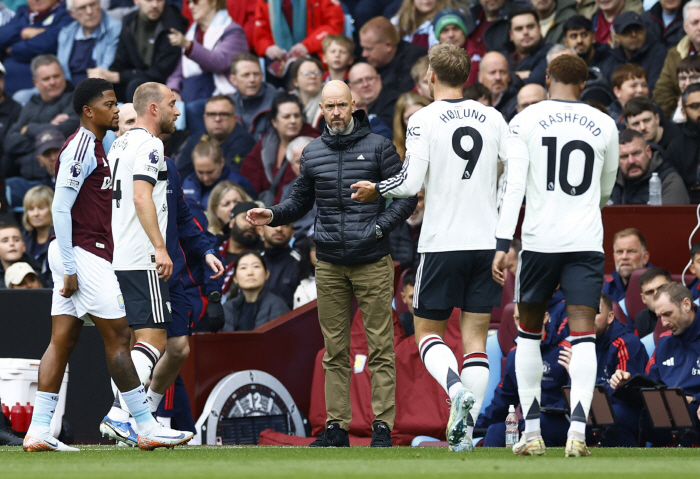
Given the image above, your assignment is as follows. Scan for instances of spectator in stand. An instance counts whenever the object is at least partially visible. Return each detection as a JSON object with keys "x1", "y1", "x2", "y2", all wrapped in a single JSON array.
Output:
[
  {"x1": 667, "y1": 55, "x2": 700, "y2": 124},
  {"x1": 611, "y1": 129, "x2": 689, "y2": 205},
  {"x1": 21, "y1": 184, "x2": 53, "y2": 287},
  {"x1": 391, "y1": 0, "x2": 451, "y2": 50},
  {"x1": 280, "y1": 135, "x2": 316, "y2": 237},
  {"x1": 293, "y1": 235, "x2": 316, "y2": 308},
  {"x1": 57, "y1": 0, "x2": 121, "y2": 88},
  {"x1": 240, "y1": 93, "x2": 320, "y2": 206},
  {"x1": 218, "y1": 201, "x2": 264, "y2": 295},
  {"x1": 348, "y1": 62, "x2": 400, "y2": 130},
  {"x1": 289, "y1": 57, "x2": 324, "y2": 130},
  {"x1": 0, "y1": 61, "x2": 20, "y2": 155},
  {"x1": 221, "y1": 250, "x2": 290, "y2": 331},
  {"x1": 88, "y1": 0, "x2": 187, "y2": 101},
  {"x1": 0, "y1": 0, "x2": 72, "y2": 95},
  {"x1": 654, "y1": 0, "x2": 700, "y2": 119},
  {"x1": 623, "y1": 96, "x2": 680, "y2": 151},
  {"x1": 182, "y1": 138, "x2": 257, "y2": 209},
  {"x1": 562, "y1": 15, "x2": 611, "y2": 71},
  {"x1": 478, "y1": 51, "x2": 520, "y2": 120},
  {"x1": 0, "y1": 222, "x2": 32, "y2": 289},
  {"x1": 33, "y1": 129, "x2": 63, "y2": 187},
  {"x1": 359, "y1": 16, "x2": 427, "y2": 93},
  {"x1": 634, "y1": 267, "x2": 672, "y2": 338},
  {"x1": 393, "y1": 91, "x2": 430, "y2": 160},
  {"x1": 177, "y1": 95, "x2": 256, "y2": 177},
  {"x1": 261, "y1": 222, "x2": 301, "y2": 309},
  {"x1": 506, "y1": 6, "x2": 551, "y2": 86},
  {"x1": 531, "y1": 0, "x2": 578, "y2": 44},
  {"x1": 179, "y1": 0, "x2": 256, "y2": 43},
  {"x1": 433, "y1": 9, "x2": 479, "y2": 86},
  {"x1": 251, "y1": 0, "x2": 344, "y2": 62},
  {"x1": 666, "y1": 83, "x2": 700, "y2": 203},
  {"x1": 603, "y1": 227, "x2": 650, "y2": 305},
  {"x1": 4, "y1": 261, "x2": 42, "y2": 288},
  {"x1": 688, "y1": 242, "x2": 700, "y2": 300},
  {"x1": 2, "y1": 56, "x2": 78, "y2": 203},
  {"x1": 322, "y1": 35, "x2": 354, "y2": 82},
  {"x1": 350, "y1": 89, "x2": 394, "y2": 139},
  {"x1": 463, "y1": 82, "x2": 492, "y2": 105},
  {"x1": 516, "y1": 83, "x2": 547, "y2": 113},
  {"x1": 166, "y1": 0, "x2": 247, "y2": 105},
  {"x1": 611, "y1": 282, "x2": 700, "y2": 446},
  {"x1": 590, "y1": 0, "x2": 642, "y2": 46},
  {"x1": 467, "y1": 0, "x2": 509, "y2": 54},
  {"x1": 597, "y1": 12, "x2": 666, "y2": 91},
  {"x1": 229, "y1": 52, "x2": 283, "y2": 141},
  {"x1": 607, "y1": 63, "x2": 649, "y2": 129},
  {"x1": 642, "y1": 0, "x2": 685, "y2": 49},
  {"x1": 205, "y1": 180, "x2": 252, "y2": 238},
  {"x1": 398, "y1": 271, "x2": 415, "y2": 336},
  {"x1": 506, "y1": 237, "x2": 521, "y2": 276},
  {"x1": 410, "y1": 55, "x2": 431, "y2": 98}
]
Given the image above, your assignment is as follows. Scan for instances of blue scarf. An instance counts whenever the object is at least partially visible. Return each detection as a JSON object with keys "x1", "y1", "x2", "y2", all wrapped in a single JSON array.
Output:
[{"x1": 268, "y1": 0, "x2": 306, "y2": 51}]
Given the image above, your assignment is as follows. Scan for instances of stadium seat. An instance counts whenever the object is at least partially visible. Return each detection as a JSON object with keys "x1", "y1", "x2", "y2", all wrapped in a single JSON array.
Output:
[
  {"x1": 671, "y1": 274, "x2": 696, "y2": 287},
  {"x1": 490, "y1": 272, "x2": 515, "y2": 330},
  {"x1": 624, "y1": 268, "x2": 649, "y2": 321},
  {"x1": 612, "y1": 301, "x2": 628, "y2": 325}
]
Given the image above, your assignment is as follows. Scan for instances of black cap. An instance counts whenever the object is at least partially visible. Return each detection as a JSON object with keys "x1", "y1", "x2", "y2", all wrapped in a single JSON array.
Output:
[
  {"x1": 613, "y1": 11, "x2": 645, "y2": 34},
  {"x1": 231, "y1": 201, "x2": 258, "y2": 218}
]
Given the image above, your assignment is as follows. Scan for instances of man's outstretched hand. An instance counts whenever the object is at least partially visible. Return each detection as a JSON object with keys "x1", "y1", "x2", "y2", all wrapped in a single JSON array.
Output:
[{"x1": 247, "y1": 208, "x2": 272, "y2": 226}]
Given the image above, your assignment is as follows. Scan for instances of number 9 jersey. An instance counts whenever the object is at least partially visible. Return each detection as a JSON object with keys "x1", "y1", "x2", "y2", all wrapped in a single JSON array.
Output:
[
  {"x1": 496, "y1": 100, "x2": 619, "y2": 254},
  {"x1": 377, "y1": 99, "x2": 508, "y2": 252}
]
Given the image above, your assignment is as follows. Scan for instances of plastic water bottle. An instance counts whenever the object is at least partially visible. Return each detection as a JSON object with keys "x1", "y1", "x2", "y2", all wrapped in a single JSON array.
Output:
[
  {"x1": 505, "y1": 405, "x2": 519, "y2": 447},
  {"x1": 648, "y1": 172, "x2": 662, "y2": 205}
]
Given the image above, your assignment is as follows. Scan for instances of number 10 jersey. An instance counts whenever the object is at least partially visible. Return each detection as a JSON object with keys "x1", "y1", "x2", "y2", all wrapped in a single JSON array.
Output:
[
  {"x1": 496, "y1": 100, "x2": 619, "y2": 254},
  {"x1": 377, "y1": 99, "x2": 508, "y2": 253}
]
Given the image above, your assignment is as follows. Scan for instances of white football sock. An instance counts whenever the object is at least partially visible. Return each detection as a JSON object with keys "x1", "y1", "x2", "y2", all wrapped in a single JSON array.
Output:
[
  {"x1": 147, "y1": 391, "x2": 164, "y2": 414},
  {"x1": 568, "y1": 332, "x2": 597, "y2": 437},
  {"x1": 461, "y1": 352, "x2": 489, "y2": 438},
  {"x1": 515, "y1": 326, "x2": 543, "y2": 435},
  {"x1": 418, "y1": 334, "x2": 463, "y2": 400}
]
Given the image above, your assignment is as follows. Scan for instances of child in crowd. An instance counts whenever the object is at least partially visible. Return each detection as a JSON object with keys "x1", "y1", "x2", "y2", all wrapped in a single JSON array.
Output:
[
  {"x1": 4, "y1": 262, "x2": 43, "y2": 289},
  {"x1": 688, "y1": 241, "x2": 700, "y2": 301},
  {"x1": 322, "y1": 35, "x2": 355, "y2": 82},
  {"x1": 410, "y1": 56, "x2": 431, "y2": 99},
  {"x1": 0, "y1": 223, "x2": 31, "y2": 290}
]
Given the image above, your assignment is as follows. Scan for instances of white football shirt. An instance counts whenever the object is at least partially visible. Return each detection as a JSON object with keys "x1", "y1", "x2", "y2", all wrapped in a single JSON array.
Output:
[
  {"x1": 495, "y1": 100, "x2": 619, "y2": 253},
  {"x1": 108, "y1": 127, "x2": 168, "y2": 270},
  {"x1": 377, "y1": 99, "x2": 508, "y2": 252}
]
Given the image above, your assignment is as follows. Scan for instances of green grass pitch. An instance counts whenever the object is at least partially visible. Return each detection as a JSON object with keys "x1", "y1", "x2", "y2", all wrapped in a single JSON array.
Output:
[{"x1": 3, "y1": 446, "x2": 700, "y2": 479}]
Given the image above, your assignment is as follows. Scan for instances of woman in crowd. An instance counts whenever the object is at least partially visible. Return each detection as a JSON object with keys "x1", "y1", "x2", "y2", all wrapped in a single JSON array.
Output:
[
  {"x1": 240, "y1": 93, "x2": 319, "y2": 206},
  {"x1": 221, "y1": 251, "x2": 290, "y2": 331},
  {"x1": 393, "y1": 0, "x2": 453, "y2": 49},
  {"x1": 393, "y1": 92, "x2": 431, "y2": 160},
  {"x1": 166, "y1": 0, "x2": 248, "y2": 103},
  {"x1": 21, "y1": 185, "x2": 54, "y2": 288},
  {"x1": 293, "y1": 236, "x2": 317, "y2": 309},
  {"x1": 289, "y1": 57, "x2": 325, "y2": 129},
  {"x1": 205, "y1": 180, "x2": 252, "y2": 238},
  {"x1": 182, "y1": 138, "x2": 257, "y2": 209}
]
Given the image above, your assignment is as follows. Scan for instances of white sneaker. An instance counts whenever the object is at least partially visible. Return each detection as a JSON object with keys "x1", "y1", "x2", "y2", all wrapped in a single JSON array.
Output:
[
  {"x1": 23, "y1": 432, "x2": 79, "y2": 452},
  {"x1": 446, "y1": 387, "x2": 475, "y2": 451},
  {"x1": 137, "y1": 422, "x2": 194, "y2": 451}
]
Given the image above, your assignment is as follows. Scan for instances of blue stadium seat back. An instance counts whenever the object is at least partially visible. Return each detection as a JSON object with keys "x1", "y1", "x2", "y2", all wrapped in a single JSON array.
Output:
[
  {"x1": 641, "y1": 332, "x2": 655, "y2": 359},
  {"x1": 480, "y1": 329, "x2": 503, "y2": 416}
]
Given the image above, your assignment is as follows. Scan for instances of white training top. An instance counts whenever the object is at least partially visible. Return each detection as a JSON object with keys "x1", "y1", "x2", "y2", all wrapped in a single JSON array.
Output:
[
  {"x1": 377, "y1": 99, "x2": 508, "y2": 252},
  {"x1": 495, "y1": 100, "x2": 619, "y2": 253},
  {"x1": 108, "y1": 127, "x2": 168, "y2": 270}
]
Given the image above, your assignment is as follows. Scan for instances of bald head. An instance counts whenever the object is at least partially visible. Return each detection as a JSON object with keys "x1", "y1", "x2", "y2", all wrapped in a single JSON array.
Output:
[
  {"x1": 118, "y1": 102, "x2": 137, "y2": 136},
  {"x1": 479, "y1": 52, "x2": 510, "y2": 97},
  {"x1": 517, "y1": 84, "x2": 547, "y2": 112},
  {"x1": 348, "y1": 62, "x2": 382, "y2": 104},
  {"x1": 320, "y1": 80, "x2": 355, "y2": 134}
]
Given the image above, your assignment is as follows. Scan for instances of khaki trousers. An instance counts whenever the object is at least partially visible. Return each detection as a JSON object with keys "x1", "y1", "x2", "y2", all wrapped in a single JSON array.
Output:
[{"x1": 315, "y1": 254, "x2": 396, "y2": 430}]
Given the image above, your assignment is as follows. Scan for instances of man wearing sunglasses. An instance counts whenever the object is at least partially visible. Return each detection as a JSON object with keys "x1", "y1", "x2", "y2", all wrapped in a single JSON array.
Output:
[{"x1": 666, "y1": 82, "x2": 700, "y2": 203}]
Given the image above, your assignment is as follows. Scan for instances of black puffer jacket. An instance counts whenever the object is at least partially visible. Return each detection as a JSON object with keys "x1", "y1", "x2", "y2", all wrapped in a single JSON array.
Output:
[{"x1": 268, "y1": 111, "x2": 417, "y2": 266}]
